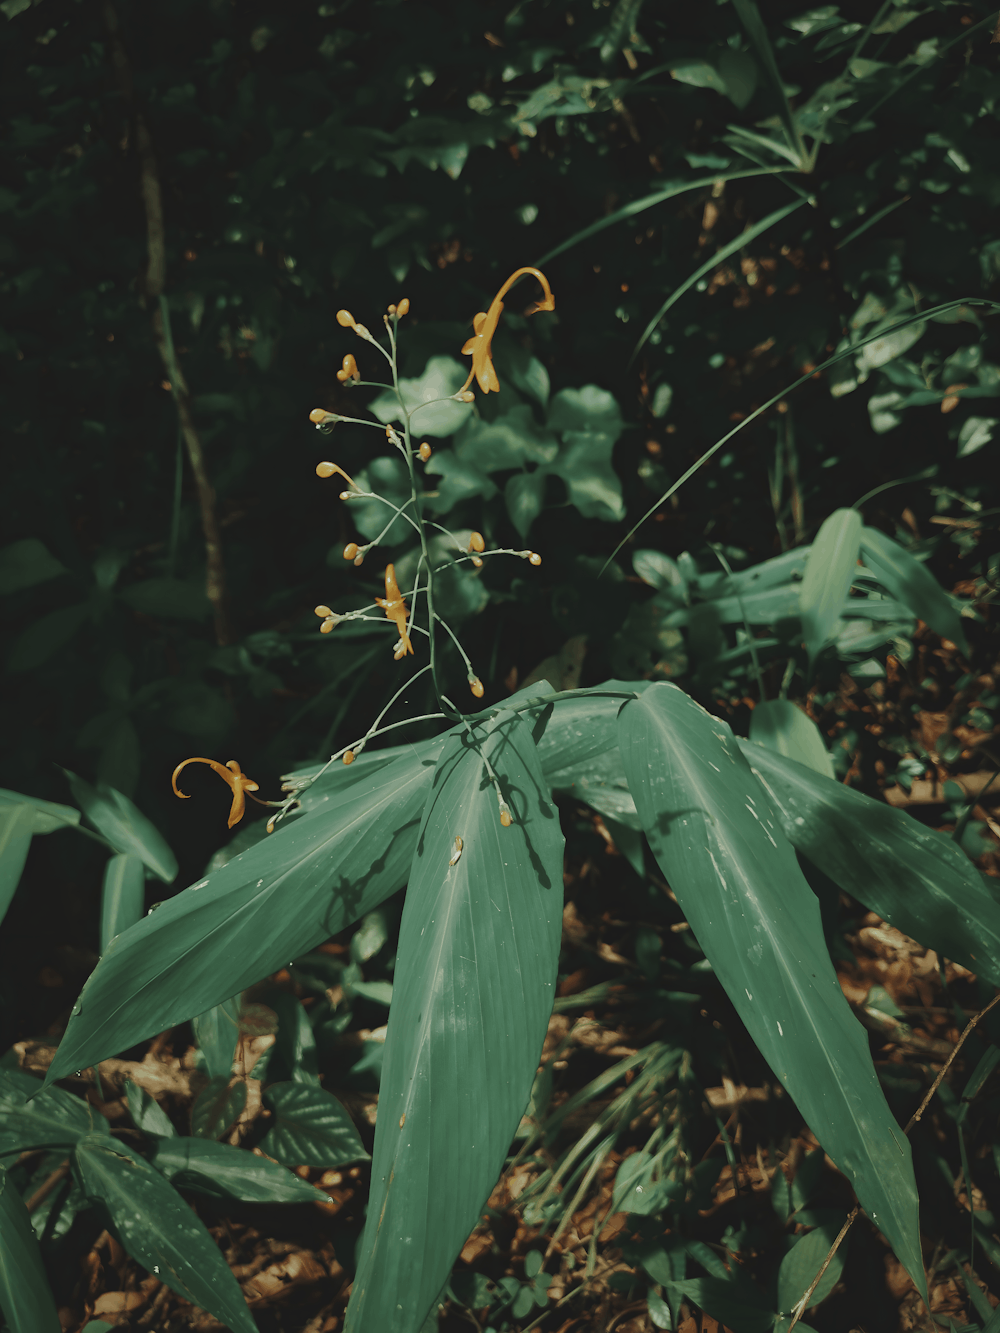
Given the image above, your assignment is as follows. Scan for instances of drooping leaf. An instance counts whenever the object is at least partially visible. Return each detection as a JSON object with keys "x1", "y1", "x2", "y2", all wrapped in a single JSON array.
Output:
[
  {"x1": 0, "y1": 1163, "x2": 61, "y2": 1333},
  {"x1": 125, "y1": 1080, "x2": 175, "y2": 1138},
  {"x1": 62, "y1": 770, "x2": 177, "y2": 883},
  {"x1": 619, "y1": 684, "x2": 925, "y2": 1297},
  {"x1": 859, "y1": 526, "x2": 970, "y2": 655},
  {"x1": 0, "y1": 1068, "x2": 99, "y2": 1154},
  {"x1": 798, "y1": 508, "x2": 861, "y2": 661},
  {"x1": 148, "y1": 1134, "x2": 320, "y2": 1204},
  {"x1": 72, "y1": 1133, "x2": 256, "y2": 1333},
  {"x1": 192, "y1": 996, "x2": 242, "y2": 1080},
  {"x1": 346, "y1": 711, "x2": 565, "y2": 1333},
  {"x1": 43, "y1": 745, "x2": 440, "y2": 1088},
  {"x1": 0, "y1": 789, "x2": 80, "y2": 835},
  {"x1": 749, "y1": 700, "x2": 834, "y2": 779},
  {"x1": 0, "y1": 804, "x2": 34, "y2": 928},
  {"x1": 99, "y1": 853, "x2": 145, "y2": 952},
  {"x1": 259, "y1": 1081, "x2": 368, "y2": 1168},
  {"x1": 775, "y1": 1217, "x2": 850, "y2": 1319},
  {"x1": 739, "y1": 740, "x2": 1000, "y2": 986}
]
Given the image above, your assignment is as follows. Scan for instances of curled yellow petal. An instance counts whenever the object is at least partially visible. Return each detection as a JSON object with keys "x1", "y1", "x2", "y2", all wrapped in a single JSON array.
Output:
[
  {"x1": 459, "y1": 267, "x2": 555, "y2": 396},
  {"x1": 171, "y1": 757, "x2": 260, "y2": 829}
]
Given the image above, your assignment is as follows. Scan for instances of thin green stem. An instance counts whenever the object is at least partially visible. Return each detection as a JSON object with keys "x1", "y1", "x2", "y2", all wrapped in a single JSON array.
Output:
[
  {"x1": 436, "y1": 612, "x2": 475, "y2": 679},
  {"x1": 711, "y1": 543, "x2": 767, "y2": 701}
]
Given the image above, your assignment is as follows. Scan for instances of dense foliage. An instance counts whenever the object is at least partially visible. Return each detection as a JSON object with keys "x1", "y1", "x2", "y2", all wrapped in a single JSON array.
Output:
[{"x1": 3, "y1": 1, "x2": 1000, "y2": 1331}]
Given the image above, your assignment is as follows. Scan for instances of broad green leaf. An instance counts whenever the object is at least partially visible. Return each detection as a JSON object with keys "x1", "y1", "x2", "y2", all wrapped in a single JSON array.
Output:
[
  {"x1": 0, "y1": 1164, "x2": 61, "y2": 1333},
  {"x1": 6, "y1": 604, "x2": 88, "y2": 672},
  {"x1": 799, "y1": 508, "x2": 861, "y2": 660},
  {"x1": 99, "y1": 853, "x2": 145, "y2": 952},
  {"x1": 423, "y1": 450, "x2": 497, "y2": 513},
  {"x1": 0, "y1": 789, "x2": 80, "y2": 835},
  {"x1": 72, "y1": 1133, "x2": 256, "y2": 1333},
  {"x1": 43, "y1": 745, "x2": 441, "y2": 1088},
  {"x1": 370, "y1": 356, "x2": 473, "y2": 437},
  {"x1": 859, "y1": 526, "x2": 969, "y2": 655},
  {"x1": 0, "y1": 1068, "x2": 99, "y2": 1154},
  {"x1": 0, "y1": 804, "x2": 34, "y2": 928},
  {"x1": 632, "y1": 549, "x2": 687, "y2": 595},
  {"x1": 550, "y1": 431, "x2": 625, "y2": 522},
  {"x1": 505, "y1": 470, "x2": 546, "y2": 538},
  {"x1": 775, "y1": 1217, "x2": 850, "y2": 1317},
  {"x1": 117, "y1": 578, "x2": 212, "y2": 621},
  {"x1": 547, "y1": 385, "x2": 624, "y2": 442},
  {"x1": 351, "y1": 454, "x2": 414, "y2": 546},
  {"x1": 739, "y1": 741, "x2": 1000, "y2": 987},
  {"x1": 455, "y1": 405, "x2": 559, "y2": 470},
  {"x1": 0, "y1": 538, "x2": 66, "y2": 596},
  {"x1": 192, "y1": 996, "x2": 242, "y2": 1080},
  {"x1": 259, "y1": 1081, "x2": 368, "y2": 1168},
  {"x1": 125, "y1": 1080, "x2": 175, "y2": 1138},
  {"x1": 190, "y1": 1076, "x2": 247, "y2": 1140},
  {"x1": 346, "y1": 711, "x2": 564, "y2": 1333},
  {"x1": 62, "y1": 770, "x2": 177, "y2": 883},
  {"x1": 855, "y1": 318, "x2": 926, "y2": 375},
  {"x1": 677, "y1": 1277, "x2": 774, "y2": 1333},
  {"x1": 619, "y1": 684, "x2": 925, "y2": 1298},
  {"x1": 749, "y1": 700, "x2": 834, "y2": 779},
  {"x1": 148, "y1": 1134, "x2": 320, "y2": 1204}
]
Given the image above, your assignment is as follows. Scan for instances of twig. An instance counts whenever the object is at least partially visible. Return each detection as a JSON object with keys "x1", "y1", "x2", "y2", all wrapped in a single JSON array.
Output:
[
  {"x1": 25, "y1": 1158, "x2": 71, "y2": 1213},
  {"x1": 101, "y1": 0, "x2": 232, "y2": 646},
  {"x1": 787, "y1": 988, "x2": 1000, "y2": 1330}
]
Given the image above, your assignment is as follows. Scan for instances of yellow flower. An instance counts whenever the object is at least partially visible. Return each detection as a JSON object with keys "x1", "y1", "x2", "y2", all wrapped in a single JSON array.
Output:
[
  {"x1": 375, "y1": 563, "x2": 414, "y2": 658},
  {"x1": 171, "y1": 758, "x2": 262, "y2": 829},
  {"x1": 460, "y1": 267, "x2": 555, "y2": 395},
  {"x1": 336, "y1": 354, "x2": 360, "y2": 384}
]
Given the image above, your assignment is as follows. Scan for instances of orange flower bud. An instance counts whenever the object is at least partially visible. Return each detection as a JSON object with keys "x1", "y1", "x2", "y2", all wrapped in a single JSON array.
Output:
[
  {"x1": 314, "y1": 604, "x2": 332, "y2": 618},
  {"x1": 343, "y1": 542, "x2": 359, "y2": 561},
  {"x1": 343, "y1": 750, "x2": 355, "y2": 764},
  {"x1": 469, "y1": 677, "x2": 484, "y2": 698},
  {"x1": 387, "y1": 303, "x2": 397, "y2": 315},
  {"x1": 316, "y1": 461, "x2": 336, "y2": 477},
  {"x1": 336, "y1": 310, "x2": 356, "y2": 328},
  {"x1": 456, "y1": 390, "x2": 475, "y2": 403},
  {"x1": 336, "y1": 353, "x2": 360, "y2": 383},
  {"x1": 418, "y1": 442, "x2": 432, "y2": 462},
  {"x1": 468, "y1": 531, "x2": 485, "y2": 553},
  {"x1": 310, "y1": 408, "x2": 338, "y2": 425},
  {"x1": 320, "y1": 619, "x2": 335, "y2": 634},
  {"x1": 529, "y1": 552, "x2": 541, "y2": 566},
  {"x1": 396, "y1": 298, "x2": 410, "y2": 316},
  {"x1": 471, "y1": 556, "x2": 483, "y2": 569},
  {"x1": 354, "y1": 553, "x2": 365, "y2": 567},
  {"x1": 500, "y1": 808, "x2": 512, "y2": 827},
  {"x1": 941, "y1": 384, "x2": 966, "y2": 413}
]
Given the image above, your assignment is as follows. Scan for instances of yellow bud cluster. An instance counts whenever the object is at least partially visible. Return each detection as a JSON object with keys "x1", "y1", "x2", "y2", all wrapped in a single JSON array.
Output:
[
  {"x1": 336, "y1": 353, "x2": 360, "y2": 383},
  {"x1": 314, "y1": 604, "x2": 341, "y2": 634}
]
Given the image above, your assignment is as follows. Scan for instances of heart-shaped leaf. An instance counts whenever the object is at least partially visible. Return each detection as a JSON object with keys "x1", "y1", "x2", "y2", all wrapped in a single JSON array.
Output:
[{"x1": 259, "y1": 1082, "x2": 368, "y2": 1168}]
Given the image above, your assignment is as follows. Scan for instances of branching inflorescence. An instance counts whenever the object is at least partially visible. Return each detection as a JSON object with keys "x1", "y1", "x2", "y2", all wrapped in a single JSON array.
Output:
[{"x1": 173, "y1": 269, "x2": 554, "y2": 833}]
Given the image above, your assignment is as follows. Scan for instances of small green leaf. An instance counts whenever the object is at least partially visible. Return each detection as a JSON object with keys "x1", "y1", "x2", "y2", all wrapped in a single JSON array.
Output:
[
  {"x1": 749, "y1": 700, "x2": 834, "y2": 779},
  {"x1": 7, "y1": 604, "x2": 88, "y2": 672},
  {"x1": 957, "y1": 416, "x2": 998, "y2": 458},
  {"x1": 125, "y1": 1080, "x2": 175, "y2": 1138},
  {"x1": 192, "y1": 996, "x2": 241, "y2": 1080},
  {"x1": 72, "y1": 1133, "x2": 256, "y2": 1333},
  {"x1": 859, "y1": 526, "x2": 969, "y2": 655},
  {"x1": 547, "y1": 385, "x2": 625, "y2": 441},
  {"x1": 260, "y1": 1081, "x2": 368, "y2": 1168},
  {"x1": 550, "y1": 431, "x2": 625, "y2": 522},
  {"x1": 620, "y1": 685, "x2": 925, "y2": 1300},
  {"x1": 740, "y1": 741, "x2": 1000, "y2": 988},
  {"x1": 0, "y1": 1068, "x2": 98, "y2": 1154},
  {"x1": 148, "y1": 1135, "x2": 320, "y2": 1203},
  {"x1": 776, "y1": 1218, "x2": 850, "y2": 1314},
  {"x1": 44, "y1": 745, "x2": 441, "y2": 1088},
  {"x1": 0, "y1": 1164, "x2": 61, "y2": 1333},
  {"x1": 100, "y1": 854, "x2": 145, "y2": 952},
  {"x1": 0, "y1": 539, "x2": 66, "y2": 596},
  {"x1": 505, "y1": 470, "x2": 546, "y2": 538},
  {"x1": 62, "y1": 770, "x2": 177, "y2": 883},
  {"x1": 117, "y1": 578, "x2": 212, "y2": 620},
  {"x1": 632, "y1": 549, "x2": 687, "y2": 594},
  {"x1": 351, "y1": 910, "x2": 389, "y2": 964},
  {"x1": 799, "y1": 508, "x2": 861, "y2": 661},
  {"x1": 190, "y1": 1077, "x2": 247, "y2": 1139},
  {"x1": 346, "y1": 712, "x2": 564, "y2": 1333}
]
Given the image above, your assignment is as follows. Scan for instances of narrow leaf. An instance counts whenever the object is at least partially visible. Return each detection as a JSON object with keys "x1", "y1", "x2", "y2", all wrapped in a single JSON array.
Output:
[
  {"x1": 733, "y1": 0, "x2": 803, "y2": 159},
  {"x1": 99, "y1": 854, "x2": 145, "y2": 952},
  {"x1": 346, "y1": 712, "x2": 564, "y2": 1333},
  {"x1": 740, "y1": 740, "x2": 1000, "y2": 987},
  {"x1": 776, "y1": 1218, "x2": 850, "y2": 1314},
  {"x1": 0, "y1": 1164, "x2": 61, "y2": 1333},
  {"x1": 619, "y1": 684, "x2": 925, "y2": 1297},
  {"x1": 0, "y1": 804, "x2": 34, "y2": 929},
  {"x1": 0, "y1": 789, "x2": 80, "y2": 834},
  {"x1": 62, "y1": 769, "x2": 177, "y2": 883},
  {"x1": 859, "y1": 526, "x2": 970, "y2": 656},
  {"x1": 749, "y1": 700, "x2": 834, "y2": 779},
  {"x1": 0, "y1": 1069, "x2": 99, "y2": 1154},
  {"x1": 259, "y1": 1081, "x2": 368, "y2": 1168},
  {"x1": 44, "y1": 746, "x2": 439, "y2": 1088},
  {"x1": 799, "y1": 507, "x2": 861, "y2": 661},
  {"x1": 148, "y1": 1135, "x2": 320, "y2": 1204},
  {"x1": 125, "y1": 1080, "x2": 175, "y2": 1138},
  {"x1": 192, "y1": 996, "x2": 242, "y2": 1080},
  {"x1": 72, "y1": 1133, "x2": 256, "y2": 1333}
]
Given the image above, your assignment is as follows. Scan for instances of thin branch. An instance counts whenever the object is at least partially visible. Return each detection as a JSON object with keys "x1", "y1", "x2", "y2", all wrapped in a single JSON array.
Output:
[
  {"x1": 101, "y1": 0, "x2": 232, "y2": 646},
  {"x1": 25, "y1": 1158, "x2": 70, "y2": 1213}
]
